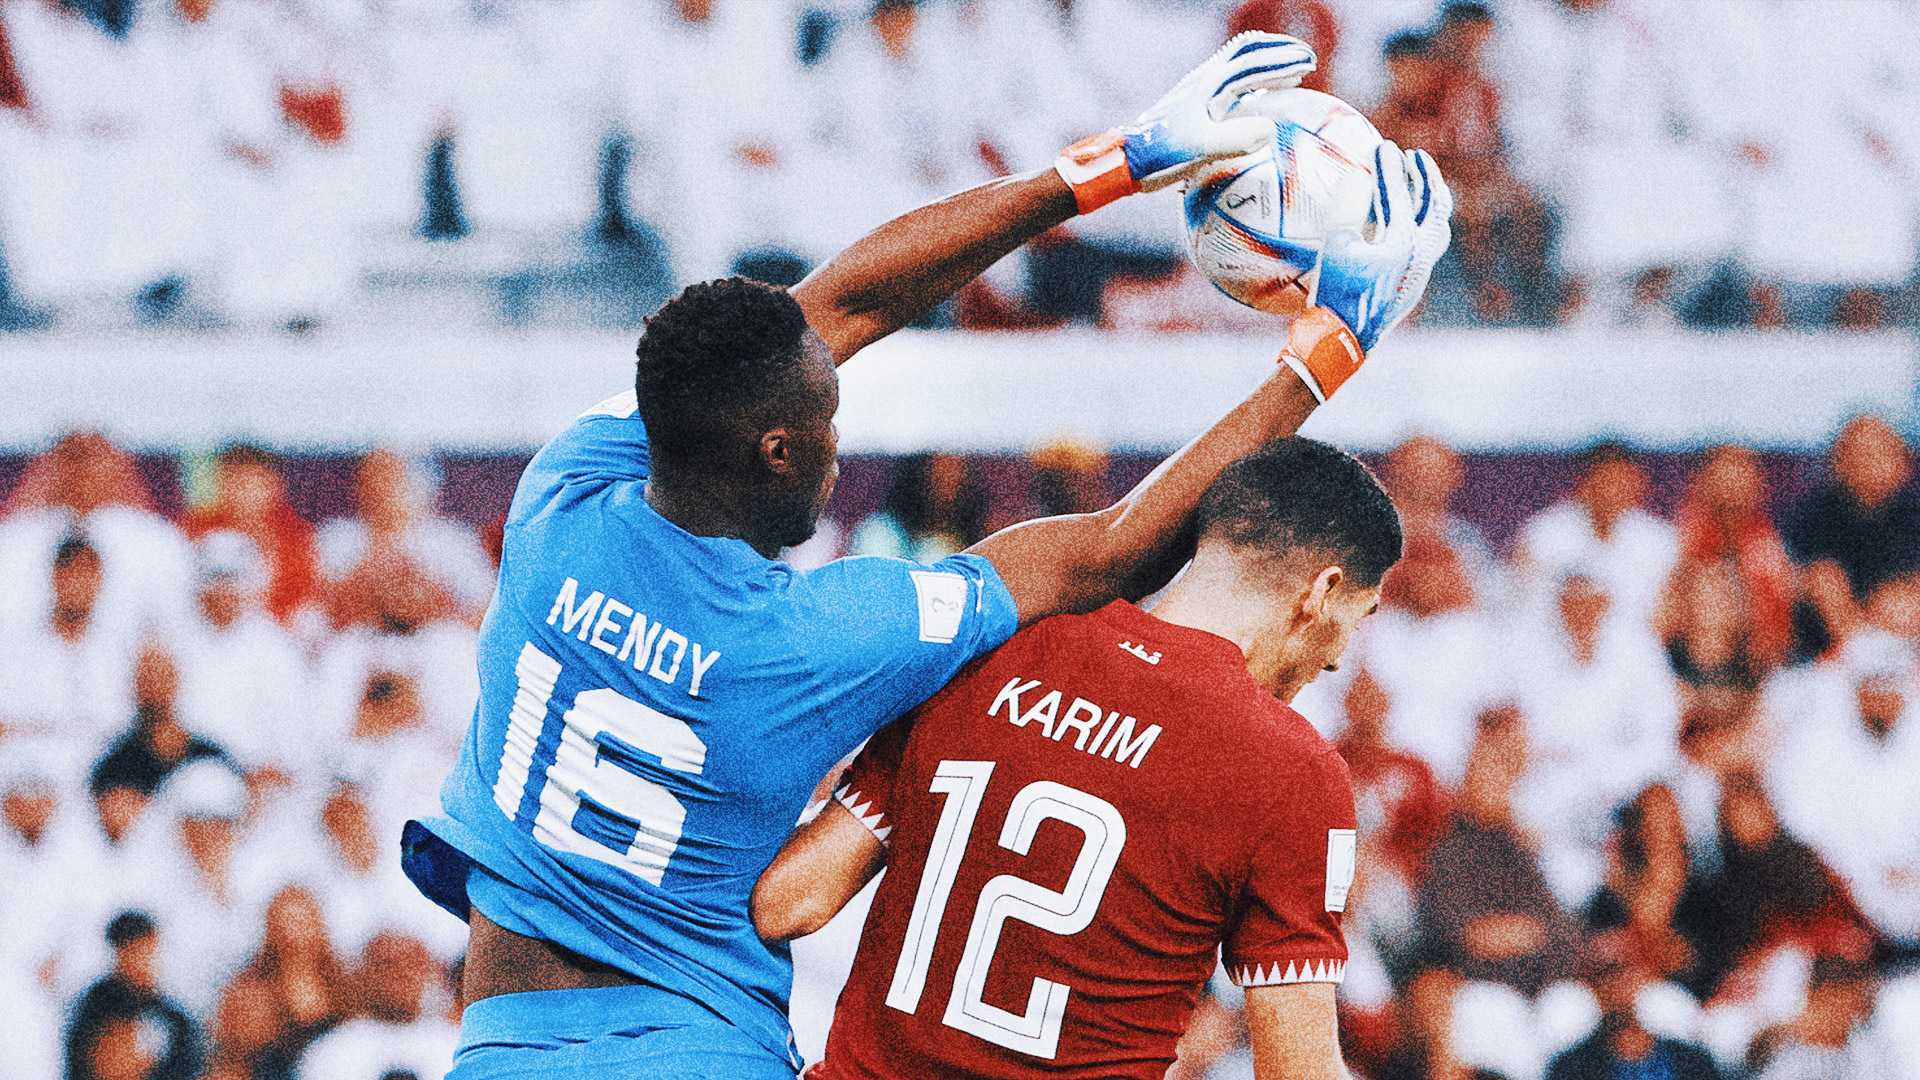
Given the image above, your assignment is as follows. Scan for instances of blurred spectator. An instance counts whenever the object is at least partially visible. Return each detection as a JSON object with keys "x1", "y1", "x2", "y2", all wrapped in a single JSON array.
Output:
[
  {"x1": 1583, "y1": 786, "x2": 1695, "y2": 985},
  {"x1": 1491, "y1": 0, "x2": 1738, "y2": 321},
  {"x1": 1401, "y1": 708, "x2": 1584, "y2": 1080},
  {"x1": 1765, "y1": 631, "x2": 1920, "y2": 956},
  {"x1": 1715, "y1": 3, "x2": 1917, "y2": 326},
  {"x1": 1338, "y1": 667, "x2": 1449, "y2": 987},
  {"x1": 1672, "y1": 772, "x2": 1876, "y2": 1002},
  {"x1": 0, "y1": 532, "x2": 135, "y2": 748},
  {"x1": 1341, "y1": 669, "x2": 1450, "y2": 894},
  {"x1": 1786, "y1": 416, "x2": 1920, "y2": 649},
  {"x1": 1753, "y1": 953, "x2": 1903, "y2": 1080},
  {"x1": 172, "y1": 531, "x2": 310, "y2": 792},
  {"x1": 1, "y1": 737, "x2": 107, "y2": 1011},
  {"x1": 311, "y1": 585, "x2": 476, "y2": 847},
  {"x1": 618, "y1": 0, "x2": 824, "y2": 283},
  {"x1": 1515, "y1": 441, "x2": 1678, "y2": 629},
  {"x1": 1352, "y1": 548, "x2": 1505, "y2": 788},
  {"x1": 0, "y1": 9, "x2": 26, "y2": 110},
  {"x1": 1374, "y1": 8, "x2": 1556, "y2": 324},
  {"x1": 1510, "y1": 569, "x2": 1681, "y2": 907},
  {"x1": 808, "y1": 0, "x2": 981, "y2": 242},
  {"x1": 208, "y1": 886, "x2": 348, "y2": 1080},
  {"x1": 1224, "y1": 0, "x2": 1339, "y2": 93},
  {"x1": 89, "y1": 645, "x2": 228, "y2": 811},
  {"x1": 1545, "y1": 929, "x2": 1721, "y2": 1080},
  {"x1": 1028, "y1": 435, "x2": 1108, "y2": 518},
  {"x1": 130, "y1": 759, "x2": 272, "y2": 1019},
  {"x1": 293, "y1": 932, "x2": 457, "y2": 1080},
  {"x1": 177, "y1": 0, "x2": 360, "y2": 331},
  {"x1": 305, "y1": 777, "x2": 468, "y2": 965},
  {"x1": 64, "y1": 911, "x2": 202, "y2": 1080},
  {"x1": 184, "y1": 446, "x2": 321, "y2": 628},
  {"x1": 1659, "y1": 445, "x2": 1793, "y2": 682},
  {"x1": 1418, "y1": 708, "x2": 1583, "y2": 997},
  {"x1": 0, "y1": 431, "x2": 192, "y2": 652},
  {"x1": 318, "y1": 449, "x2": 495, "y2": 627},
  {"x1": 0, "y1": 0, "x2": 206, "y2": 311},
  {"x1": 1382, "y1": 435, "x2": 1502, "y2": 612},
  {"x1": 848, "y1": 452, "x2": 985, "y2": 562}
]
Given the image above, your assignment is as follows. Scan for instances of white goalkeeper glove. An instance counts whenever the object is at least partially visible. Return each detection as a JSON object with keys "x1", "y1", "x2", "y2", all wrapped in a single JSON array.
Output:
[
  {"x1": 1054, "y1": 32, "x2": 1316, "y2": 216},
  {"x1": 1279, "y1": 143, "x2": 1453, "y2": 402}
]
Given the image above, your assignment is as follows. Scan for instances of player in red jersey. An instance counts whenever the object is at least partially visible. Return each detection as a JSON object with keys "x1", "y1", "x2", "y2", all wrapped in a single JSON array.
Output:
[{"x1": 754, "y1": 438, "x2": 1401, "y2": 1080}]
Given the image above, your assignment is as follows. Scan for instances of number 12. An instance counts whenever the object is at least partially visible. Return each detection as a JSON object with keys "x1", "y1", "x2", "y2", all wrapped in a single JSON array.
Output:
[{"x1": 884, "y1": 760, "x2": 1126, "y2": 1060}]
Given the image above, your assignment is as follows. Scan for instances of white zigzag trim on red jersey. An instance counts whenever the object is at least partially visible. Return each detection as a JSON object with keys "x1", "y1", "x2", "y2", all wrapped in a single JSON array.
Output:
[
  {"x1": 1232, "y1": 959, "x2": 1347, "y2": 987},
  {"x1": 833, "y1": 785, "x2": 893, "y2": 844}
]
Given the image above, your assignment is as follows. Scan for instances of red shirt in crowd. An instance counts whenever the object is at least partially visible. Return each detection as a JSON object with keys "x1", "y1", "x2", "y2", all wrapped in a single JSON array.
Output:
[
  {"x1": 816, "y1": 600, "x2": 1357, "y2": 1080},
  {"x1": 1337, "y1": 738, "x2": 1448, "y2": 886},
  {"x1": 1226, "y1": 0, "x2": 1340, "y2": 94}
]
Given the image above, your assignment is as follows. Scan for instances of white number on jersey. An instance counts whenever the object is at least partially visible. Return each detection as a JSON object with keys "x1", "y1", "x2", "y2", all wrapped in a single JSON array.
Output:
[
  {"x1": 886, "y1": 761, "x2": 1127, "y2": 1060},
  {"x1": 492, "y1": 642, "x2": 708, "y2": 885}
]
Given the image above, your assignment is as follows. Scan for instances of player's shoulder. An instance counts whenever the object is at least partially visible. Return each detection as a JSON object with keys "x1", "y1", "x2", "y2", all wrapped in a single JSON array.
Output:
[{"x1": 514, "y1": 392, "x2": 651, "y2": 511}]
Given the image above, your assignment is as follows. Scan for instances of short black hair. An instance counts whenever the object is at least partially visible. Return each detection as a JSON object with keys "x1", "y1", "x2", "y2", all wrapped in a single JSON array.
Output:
[
  {"x1": 1195, "y1": 438, "x2": 1402, "y2": 587},
  {"x1": 217, "y1": 443, "x2": 281, "y2": 472},
  {"x1": 1578, "y1": 439, "x2": 1638, "y2": 477},
  {"x1": 106, "y1": 910, "x2": 155, "y2": 947},
  {"x1": 1439, "y1": 0, "x2": 1493, "y2": 24},
  {"x1": 634, "y1": 278, "x2": 816, "y2": 472},
  {"x1": 1383, "y1": 30, "x2": 1430, "y2": 59},
  {"x1": 54, "y1": 532, "x2": 98, "y2": 569}
]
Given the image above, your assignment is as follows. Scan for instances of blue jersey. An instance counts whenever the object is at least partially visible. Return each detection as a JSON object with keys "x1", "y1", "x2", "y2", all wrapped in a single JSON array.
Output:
[{"x1": 404, "y1": 391, "x2": 1018, "y2": 1066}]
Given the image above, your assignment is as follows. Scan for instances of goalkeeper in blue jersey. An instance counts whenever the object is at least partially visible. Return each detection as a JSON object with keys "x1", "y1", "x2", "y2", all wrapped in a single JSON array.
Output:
[{"x1": 401, "y1": 32, "x2": 1450, "y2": 1080}]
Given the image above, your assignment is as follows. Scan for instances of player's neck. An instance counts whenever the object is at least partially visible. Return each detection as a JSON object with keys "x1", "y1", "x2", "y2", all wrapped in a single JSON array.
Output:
[
  {"x1": 1151, "y1": 576, "x2": 1291, "y2": 694},
  {"x1": 646, "y1": 474, "x2": 787, "y2": 560}
]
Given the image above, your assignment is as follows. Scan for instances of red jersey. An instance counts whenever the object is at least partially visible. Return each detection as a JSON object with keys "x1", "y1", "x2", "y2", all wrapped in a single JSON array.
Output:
[{"x1": 816, "y1": 600, "x2": 1357, "y2": 1080}]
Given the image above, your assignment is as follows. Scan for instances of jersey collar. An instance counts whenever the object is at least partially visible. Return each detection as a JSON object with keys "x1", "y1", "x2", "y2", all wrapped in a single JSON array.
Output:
[{"x1": 1088, "y1": 598, "x2": 1252, "y2": 674}]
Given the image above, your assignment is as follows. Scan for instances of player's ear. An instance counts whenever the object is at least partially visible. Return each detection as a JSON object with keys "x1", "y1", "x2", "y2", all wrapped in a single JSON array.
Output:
[
  {"x1": 760, "y1": 427, "x2": 795, "y2": 474},
  {"x1": 1304, "y1": 565, "x2": 1343, "y2": 621}
]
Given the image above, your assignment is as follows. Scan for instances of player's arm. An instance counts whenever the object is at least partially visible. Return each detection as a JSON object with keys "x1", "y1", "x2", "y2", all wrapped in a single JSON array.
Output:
[
  {"x1": 753, "y1": 800, "x2": 884, "y2": 943},
  {"x1": 972, "y1": 144, "x2": 1452, "y2": 623},
  {"x1": 791, "y1": 33, "x2": 1320, "y2": 363},
  {"x1": 1245, "y1": 983, "x2": 1347, "y2": 1080}
]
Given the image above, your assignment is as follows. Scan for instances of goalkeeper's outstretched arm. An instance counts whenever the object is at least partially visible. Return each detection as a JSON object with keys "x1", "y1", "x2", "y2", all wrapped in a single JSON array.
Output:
[
  {"x1": 790, "y1": 170, "x2": 1077, "y2": 364},
  {"x1": 791, "y1": 31, "x2": 1322, "y2": 363}
]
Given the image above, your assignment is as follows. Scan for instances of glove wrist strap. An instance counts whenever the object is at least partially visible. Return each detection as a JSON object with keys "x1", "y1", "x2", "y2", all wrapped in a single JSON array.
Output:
[
  {"x1": 1054, "y1": 129, "x2": 1139, "y2": 216},
  {"x1": 1278, "y1": 306, "x2": 1365, "y2": 403}
]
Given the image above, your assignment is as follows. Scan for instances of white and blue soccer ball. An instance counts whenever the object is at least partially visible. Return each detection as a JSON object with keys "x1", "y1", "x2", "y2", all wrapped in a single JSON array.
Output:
[{"x1": 1184, "y1": 88, "x2": 1383, "y2": 315}]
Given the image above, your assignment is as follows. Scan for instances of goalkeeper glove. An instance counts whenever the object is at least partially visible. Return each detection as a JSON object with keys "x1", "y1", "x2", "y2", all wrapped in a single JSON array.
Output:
[
  {"x1": 1279, "y1": 143, "x2": 1452, "y2": 403},
  {"x1": 1054, "y1": 32, "x2": 1317, "y2": 216}
]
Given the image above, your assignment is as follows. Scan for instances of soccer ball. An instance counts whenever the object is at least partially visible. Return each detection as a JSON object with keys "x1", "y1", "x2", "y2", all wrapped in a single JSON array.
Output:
[{"x1": 1184, "y1": 88, "x2": 1383, "y2": 316}]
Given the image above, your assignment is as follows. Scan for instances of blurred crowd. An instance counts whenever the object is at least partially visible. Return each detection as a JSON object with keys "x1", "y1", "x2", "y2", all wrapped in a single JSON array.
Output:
[
  {"x1": 0, "y1": 434, "x2": 485, "y2": 1080},
  {"x1": 1, "y1": 0, "x2": 1917, "y2": 334},
  {"x1": 6, "y1": 422, "x2": 1920, "y2": 1079}
]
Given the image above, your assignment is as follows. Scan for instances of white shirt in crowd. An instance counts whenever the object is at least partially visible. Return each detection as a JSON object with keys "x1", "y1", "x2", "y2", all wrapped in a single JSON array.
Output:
[
  {"x1": 296, "y1": 1013, "x2": 461, "y2": 1080},
  {"x1": 1514, "y1": 500, "x2": 1678, "y2": 629},
  {"x1": 1349, "y1": 607, "x2": 1507, "y2": 788},
  {"x1": 173, "y1": 609, "x2": 312, "y2": 778},
  {"x1": 1765, "y1": 651, "x2": 1920, "y2": 946},
  {"x1": 0, "y1": 505, "x2": 193, "y2": 655},
  {"x1": 316, "y1": 514, "x2": 497, "y2": 616},
  {"x1": 1508, "y1": 606, "x2": 1682, "y2": 908}
]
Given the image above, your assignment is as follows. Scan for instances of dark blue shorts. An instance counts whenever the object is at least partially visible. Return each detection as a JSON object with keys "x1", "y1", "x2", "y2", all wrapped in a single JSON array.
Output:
[{"x1": 451, "y1": 984, "x2": 800, "y2": 1079}]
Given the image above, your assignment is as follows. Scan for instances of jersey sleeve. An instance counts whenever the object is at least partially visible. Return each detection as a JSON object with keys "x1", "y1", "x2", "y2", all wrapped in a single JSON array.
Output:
[
  {"x1": 833, "y1": 716, "x2": 911, "y2": 846},
  {"x1": 797, "y1": 551, "x2": 1019, "y2": 741},
  {"x1": 1221, "y1": 750, "x2": 1358, "y2": 987}
]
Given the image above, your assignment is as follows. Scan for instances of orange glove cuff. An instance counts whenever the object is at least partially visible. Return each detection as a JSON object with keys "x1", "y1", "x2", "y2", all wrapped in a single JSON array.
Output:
[
  {"x1": 1278, "y1": 306, "x2": 1365, "y2": 403},
  {"x1": 1053, "y1": 130, "x2": 1139, "y2": 216}
]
